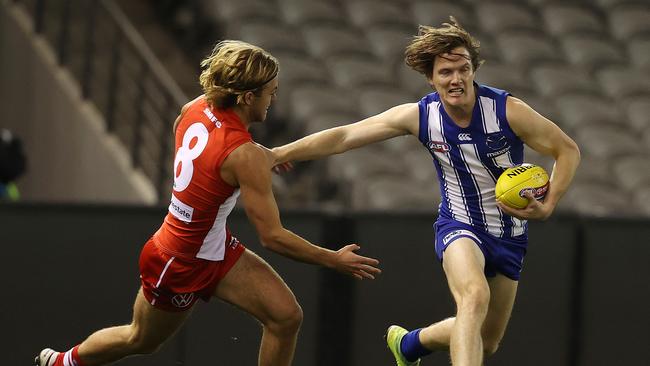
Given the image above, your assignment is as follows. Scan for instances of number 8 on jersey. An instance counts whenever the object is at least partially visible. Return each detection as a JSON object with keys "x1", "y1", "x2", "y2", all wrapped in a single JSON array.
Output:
[{"x1": 173, "y1": 123, "x2": 209, "y2": 192}]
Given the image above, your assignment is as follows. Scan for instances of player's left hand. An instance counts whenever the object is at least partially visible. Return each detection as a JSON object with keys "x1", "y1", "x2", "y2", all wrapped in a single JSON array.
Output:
[{"x1": 497, "y1": 191, "x2": 554, "y2": 221}]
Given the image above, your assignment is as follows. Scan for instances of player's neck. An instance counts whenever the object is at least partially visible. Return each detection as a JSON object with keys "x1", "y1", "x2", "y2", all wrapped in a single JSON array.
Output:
[
  {"x1": 232, "y1": 106, "x2": 252, "y2": 130},
  {"x1": 442, "y1": 100, "x2": 474, "y2": 128}
]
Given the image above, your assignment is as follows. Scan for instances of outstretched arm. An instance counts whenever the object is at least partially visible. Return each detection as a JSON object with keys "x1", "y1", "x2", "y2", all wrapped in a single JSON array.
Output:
[
  {"x1": 500, "y1": 96, "x2": 581, "y2": 220},
  {"x1": 273, "y1": 103, "x2": 420, "y2": 164},
  {"x1": 222, "y1": 142, "x2": 381, "y2": 279}
]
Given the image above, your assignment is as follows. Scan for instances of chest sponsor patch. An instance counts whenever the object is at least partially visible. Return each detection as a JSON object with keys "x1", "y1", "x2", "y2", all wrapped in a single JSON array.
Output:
[{"x1": 169, "y1": 194, "x2": 194, "y2": 223}]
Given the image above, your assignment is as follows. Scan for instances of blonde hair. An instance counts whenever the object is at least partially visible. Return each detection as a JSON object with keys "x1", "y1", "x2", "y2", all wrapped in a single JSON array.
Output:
[
  {"x1": 199, "y1": 40, "x2": 279, "y2": 109},
  {"x1": 405, "y1": 17, "x2": 483, "y2": 79}
]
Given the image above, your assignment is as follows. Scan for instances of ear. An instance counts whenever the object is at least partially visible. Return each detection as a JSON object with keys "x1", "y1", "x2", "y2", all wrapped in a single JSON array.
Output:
[{"x1": 241, "y1": 91, "x2": 255, "y2": 106}]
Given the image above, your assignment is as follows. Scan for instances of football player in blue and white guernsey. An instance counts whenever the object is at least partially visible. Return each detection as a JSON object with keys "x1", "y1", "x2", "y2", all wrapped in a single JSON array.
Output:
[{"x1": 272, "y1": 17, "x2": 580, "y2": 366}]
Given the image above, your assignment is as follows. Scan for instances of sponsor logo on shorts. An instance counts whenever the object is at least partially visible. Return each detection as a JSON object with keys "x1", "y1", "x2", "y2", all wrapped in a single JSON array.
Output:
[
  {"x1": 171, "y1": 292, "x2": 195, "y2": 308},
  {"x1": 229, "y1": 236, "x2": 240, "y2": 249},
  {"x1": 427, "y1": 140, "x2": 451, "y2": 153},
  {"x1": 442, "y1": 229, "x2": 481, "y2": 247}
]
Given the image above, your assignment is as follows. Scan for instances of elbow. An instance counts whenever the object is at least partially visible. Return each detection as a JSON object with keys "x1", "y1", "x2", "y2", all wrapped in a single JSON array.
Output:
[
  {"x1": 259, "y1": 229, "x2": 284, "y2": 251},
  {"x1": 569, "y1": 139, "x2": 581, "y2": 164}
]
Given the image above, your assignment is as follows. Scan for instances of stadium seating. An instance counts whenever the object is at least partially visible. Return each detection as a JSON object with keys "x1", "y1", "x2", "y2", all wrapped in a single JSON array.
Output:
[
  {"x1": 85, "y1": 0, "x2": 650, "y2": 215},
  {"x1": 496, "y1": 31, "x2": 562, "y2": 66},
  {"x1": 608, "y1": 4, "x2": 650, "y2": 40},
  {"x1": 531, "y1": 64, "x2": 597, "y2": 97},
  {"x1": 474, "y1": 2, "x2": 541, "y2": 34},
  {"x1": 624, "y1": 96, "x2": 650, "y2": 132},
  {"x1": 277, "y1": 0, "x2": 345, "y2": 26},
  {"x1": 345, "y1": 0, "x2": 413, "y2": 29},
  {"x1": 541, "y1": 4, "x2": 605, "y2": 36}
]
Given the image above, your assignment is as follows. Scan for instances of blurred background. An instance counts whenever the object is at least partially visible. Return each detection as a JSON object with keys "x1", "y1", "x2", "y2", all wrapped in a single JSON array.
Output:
[{"x1": 1, "y1": 0, "x2": 649, "y2": 365}]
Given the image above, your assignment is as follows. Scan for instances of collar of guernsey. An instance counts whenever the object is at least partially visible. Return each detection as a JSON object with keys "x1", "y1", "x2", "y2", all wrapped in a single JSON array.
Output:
[{"x1": 200, "y1": 97, "x2": 251, "y2": 138}]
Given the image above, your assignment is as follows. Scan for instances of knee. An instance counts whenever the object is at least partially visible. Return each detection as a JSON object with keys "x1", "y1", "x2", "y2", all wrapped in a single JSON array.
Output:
[
  {"x1": 266, "y1": 301, "x2": 303, "y2": 336},
  {"x1": 126, "y1": 327, "x2": 163, "y2": 355},
  {"x1": 483, "y1": 340, "x2": 500, "y2": 357},
  {"x1": 458, "y1": 284, "x2": 490, "y2": 314}
]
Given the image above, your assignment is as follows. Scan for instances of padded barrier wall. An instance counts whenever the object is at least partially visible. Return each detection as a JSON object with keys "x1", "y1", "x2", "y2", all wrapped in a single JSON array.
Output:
[{"x1": 0, "y1": 204, "x2": 648, "y2": 365}]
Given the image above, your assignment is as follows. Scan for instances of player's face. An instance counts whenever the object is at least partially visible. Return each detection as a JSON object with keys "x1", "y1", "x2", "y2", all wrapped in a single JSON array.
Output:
[
  {"x1": 251, "y1": 76, "x2": 279, "y2": 123},
  {"x1": 431, "y1": 47, "x2": 475, "y2": 108}
]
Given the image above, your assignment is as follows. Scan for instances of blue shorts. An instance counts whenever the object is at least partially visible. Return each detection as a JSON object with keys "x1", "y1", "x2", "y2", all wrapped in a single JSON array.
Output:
[{"x1": 434, "y1": 218, "x2": 528, "y2": 281}]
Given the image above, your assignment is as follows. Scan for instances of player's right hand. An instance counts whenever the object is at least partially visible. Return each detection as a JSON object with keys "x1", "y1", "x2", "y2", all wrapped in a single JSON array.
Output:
[{"x1": 332, "y1": 244, "x2": 381, "y2": 280}]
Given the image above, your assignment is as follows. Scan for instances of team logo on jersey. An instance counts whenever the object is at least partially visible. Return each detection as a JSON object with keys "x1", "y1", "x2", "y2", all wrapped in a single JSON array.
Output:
[
  {"x1": 458, "y1": 133, "x2": 472, "y2": 141},
  {"x1": 171, "y1": 292, "x2": 195, "y2": 308},
  {"x1": 427, "y1": 140, "x2": 451, "y2": 153},
  {"x1": 485, "y1": 132, "x2": 508, "y2": 150},
  {"x1": 203, "y1": 108, "x2": 222, "y2": 128}
]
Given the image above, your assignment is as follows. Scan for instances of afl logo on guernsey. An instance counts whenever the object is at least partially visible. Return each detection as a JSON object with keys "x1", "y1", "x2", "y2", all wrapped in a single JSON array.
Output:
[{"x1": 427, "y1": 140, "x2": 451, "y2": 153}]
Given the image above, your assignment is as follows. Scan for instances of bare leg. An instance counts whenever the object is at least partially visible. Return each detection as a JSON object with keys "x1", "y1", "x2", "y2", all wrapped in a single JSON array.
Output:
[
  {"x1": 481, "y1": 275, "x2": 517, "y2": 356},
  {"x1": 77, "y1": 288, "x2": 191, "y2": 365},
  {"x1": 418, "y1": 265, "x2": 518, "y2": 361},
  {"x1": 441, "y1": 238, "x2": 489, "y2": 366},
  {"x1": 214, "y1": 249, "x2": 303, "y2": 366}
]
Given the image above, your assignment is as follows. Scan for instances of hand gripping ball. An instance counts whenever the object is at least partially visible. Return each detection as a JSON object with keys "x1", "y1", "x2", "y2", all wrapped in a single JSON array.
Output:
[{"x1": 495, "y1": 164, "x2": 549, "y2": 209}]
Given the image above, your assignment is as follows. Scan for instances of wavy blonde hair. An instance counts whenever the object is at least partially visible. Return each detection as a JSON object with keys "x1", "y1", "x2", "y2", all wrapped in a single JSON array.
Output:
[
  {"x1": 199, "y1": 40, "x2": 279, "y2": 109},
  {"x1": 405, "y1": 17, "x2": 483, "y2": 79}
]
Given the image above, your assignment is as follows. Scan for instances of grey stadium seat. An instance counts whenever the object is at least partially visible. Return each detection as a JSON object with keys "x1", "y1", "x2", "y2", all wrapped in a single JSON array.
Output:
[
  {"x1": 351, "y1": 175, "x2": 441, "y2": 211},
  {"x1": 272, "y1": 52, "x2": 329, "y2": 119},
  {"x1": 345, "y1": 0, "x2": 413, "y2": 29},
  {"x1": 612, "y1": 154, "x2": 650, "y2": 191},
  {"x1": 574, "y1": 125, "x2": 644, "y2": 159},
  {"x1": 555, "y1": 93, "x2": 624, "y2": 131},
  {"x1": 411, "y1": 1, "x2": 474, "y2": 29},
  {"x1": 632, "y1": 186, "x2": 650, "y2": 217},
  {"x1": 541, "y1": 4, "x2": 605, "y2": 36},
  {"x1": 627, "y1": 39, "x2": 650, "y2": 69},
  {"x1": 277, "y1": 0, "x2": 345, "y2": 26},
  {"x1": 496, "y1": 32, "x2": 562, "y2": 66},
  {"x1": 327, "y1": 146, "x2": 409, "y2": 182},
  {"x1": 596, "y1": 66, "x2": 650, "y2": 100},
  {"x1": 289, "y1": 84, "x2": 358, "y2": 122},
  {"x1": 571, "y1": 154, "x2": 613, "y2": 184},
  {"x1": 475, "y1": 2, "x2": 541, "y2": 34},
  {"x1": 229, "y1": 22, "x2": 306, "y2": 55},
  {"x1": 560, "y1": 35, "x2": 626, "y2": 70},
  {"x1": 624, "y1": 96, "x2": 650, "y2": 132},
  {"x1": 398, "y1": 63, "x2": 434, "y2": 97},
  {"x1": 608, "y1": 5, "x2": 650, "y2": 39},
  {"x1": 201, "y1": 0, "x2": 280, "y2": 22},
  {"x1": 475, "y1": 63, "x2": 533, "y2": 94},
  {"x1": 325, "y1": 56, "x2": 395, "y2": 90},
  {"x1": 303, "y1": 112, "x2": 360, "y2": 135},
  {"x1": 358, "y1": 88, "x2": 416, "y2": 118},
  {"x1": 365, "y1": 26, "x2": 414, "y2": 64},
  {"x1": 531, "y1": 64, "x2": 598, "y2": 97},
  {"x1": 594, "y1": 0, "x2": 650, "y2": 9},
  {"x1": 301, "y1": 24, "x2": 374, "y2": 58},
  {"x1": 558, "y1": 181, "x2": 636, "y2": 217},
  {"x1": 514, "y1": 92, "x2": 561, "y2": 124}
]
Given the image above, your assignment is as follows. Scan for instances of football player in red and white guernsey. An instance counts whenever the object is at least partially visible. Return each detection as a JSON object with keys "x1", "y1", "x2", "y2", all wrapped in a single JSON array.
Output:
[{"x1": 35, "y1": 40, "x2": 381, "y2": 366}]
